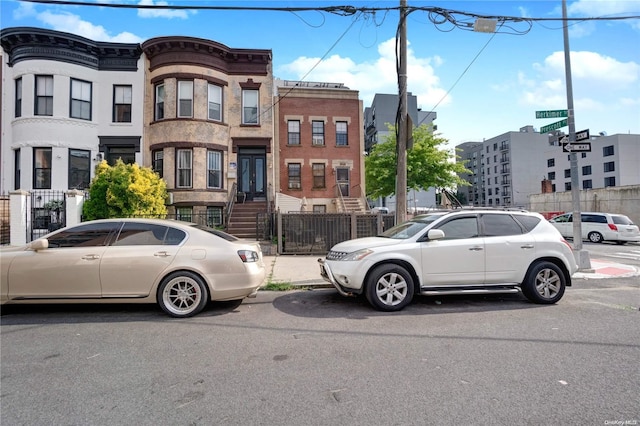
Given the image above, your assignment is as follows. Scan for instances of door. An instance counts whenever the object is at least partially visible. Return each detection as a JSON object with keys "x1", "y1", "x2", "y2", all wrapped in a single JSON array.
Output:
[
  {"x1": 238, "y1": 149, "x2": 266, "y2": 201},
  {"x1": 336, "y1": 167, "x2": 350, "y2": 197}
]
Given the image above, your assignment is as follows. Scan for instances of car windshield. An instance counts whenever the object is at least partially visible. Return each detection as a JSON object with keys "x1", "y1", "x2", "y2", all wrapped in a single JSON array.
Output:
[
  {"x1": 379, "y1": 213, "x2": 444, "y2": 239},
  {"x1": 191, "y1": 224, "x2": 239, "y2": 241}
]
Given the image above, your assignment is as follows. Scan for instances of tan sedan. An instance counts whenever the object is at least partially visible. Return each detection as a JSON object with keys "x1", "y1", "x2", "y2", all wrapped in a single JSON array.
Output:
[{"x1": 0, "y1": 218, "x2": 266, "y2": 317}]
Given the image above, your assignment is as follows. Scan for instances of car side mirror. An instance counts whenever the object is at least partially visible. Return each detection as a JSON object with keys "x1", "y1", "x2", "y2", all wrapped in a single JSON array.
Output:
[
  {"x1": 427, "y1": 229, "x2": 445, "y2": 240},
  {"x1": 29, "y1": 239, "x2": 49, "y2": 251}
]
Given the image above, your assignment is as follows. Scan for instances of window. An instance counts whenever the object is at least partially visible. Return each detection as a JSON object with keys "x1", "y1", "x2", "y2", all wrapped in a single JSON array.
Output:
[
  {"x1": 313, "y1": 205, "x2": 326, "y2": 213},
  {"x1": 33, "y1": 148, "x2": 52, "y2": 189},
  {"x1": 482, "y1": 214, "x2": 523, "y2": 237},
  {"x1": 176, "y1": 207, "x2": 192, "y2": 222},
  {"x1": 70, "y1": 78, "x2": 92, "y2": 120},
  {"x1": 46, "y1": 222, "x2": 119, "y2": 248},
  {"x1": 152, "y1": 150, "x2": 163, "y2": 178},
  {"x1": 288, "y1": 120, "x2": 300, "y2": 145},
  {"x1": 178, "y1": 80, "x2": 193, "y2": 118},
  {"x1": 208, "y1": 83, "x2": 222, "y2": 121},
  {"x1": 336, "y1": 121, "x2": 348, "y2": 146},
  {"x1": 69, "y1": 149, "x2": 90, "y2": 189},
  {"x1": 288, "y1": 163, "x2": 301, "y2": 189},
  {"x1": 312, "y1": 163, "x2": 325, "y2": 188},
  {"x1": 207, "y1": 206, "x2": 223, "y2": 227},
  {"x1": 155, "y1": 83, "x2": 165, "y2": 120},
  {"x1": 112, "y1": 223, "x2": 172, "y2": 246},
  {"x1": 548, "y1": 172, "x2": 556, "y2": 180},
  {"x1": 603, "y1": 145, "x2": 614, "y2": 157},
  {"x1": 564, "y1": 169, "x2": 571, "y2": 178},
  {"x1": 565, "y1": 182, "x2": 571, "y2": 191},
  {"x1": 176, "y1": 149, "x2": 192, "y2": 188},
  {"x1": 582, "y1": 179, "x2": 592, "y2": 190},
  {"x1": 436, "y1": 216, "x2": 479, "y2": 240},
  {"x1": 35, "y1": 75, "x2": 53, "y2": 116},
  {"x1": 207, "y1": 150, "x2": 222, "y2": 189},
  {"x1": 14, "y1": 149, "x2": 21, "y2": 190},
  {"x1": 312, "y1": 121, "x2": 325, "y2": 145},
  {"x1": 113, "y1": 85, "x2": 132, "y2": 122},
  {"x1": 582, "y1": 165, "x2": 592, "y2": 176},
  {"x1": 547, "y1": 158, "x2": 555, "y2": 167},
  {"x1": 604, "y1": 176, "x2": 616, "y2": 187},
  {"x1": 604, "y1": 161, "x2": 615, "y2": 173},
  {"x1": 242, "y1": 89, "x2": 259, "y2": 124},
  {"x1": 15, "y1": 78, "x2": 22, "y2": 118}
]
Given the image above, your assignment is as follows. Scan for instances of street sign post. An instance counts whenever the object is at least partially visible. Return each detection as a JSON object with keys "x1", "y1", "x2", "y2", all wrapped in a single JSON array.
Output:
[
  {"x1": 535, "y1": 109, "x2": 568, "y2": 119},
  {"x1": 562, "y1": 142, "x2": 591, "y2": 153},
  {"x1": 540, "y1": 119, "x2": 568, "y2": 134}
]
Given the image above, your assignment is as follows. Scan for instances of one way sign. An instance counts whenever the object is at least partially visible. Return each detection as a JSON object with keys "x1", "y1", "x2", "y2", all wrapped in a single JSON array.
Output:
[{"x1": 562, "y1": 142, "x2": 591, "y2": 153}]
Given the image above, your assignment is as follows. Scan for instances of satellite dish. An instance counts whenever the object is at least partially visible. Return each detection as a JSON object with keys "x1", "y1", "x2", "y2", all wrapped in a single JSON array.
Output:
[{"x1": 599, "y1": 131, "x2": 607, "y2": 136}]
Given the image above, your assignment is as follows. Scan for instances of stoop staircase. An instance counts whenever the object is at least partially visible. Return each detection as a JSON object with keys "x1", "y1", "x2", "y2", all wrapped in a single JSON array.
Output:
[
  {"x1": 226, "y1": 201, "x2": 267, "y2": 240},
  {"x1": 339, "y1": 197, "x2": 367, "y2": 213}
]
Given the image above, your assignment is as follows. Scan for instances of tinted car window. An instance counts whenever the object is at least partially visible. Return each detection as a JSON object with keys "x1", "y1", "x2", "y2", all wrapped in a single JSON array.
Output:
[
  {"x1": 113, "y1": 222, "x2": 169, "y2": 246},
  {"x1": 165, "y1": 227, "x2": 187, "y2": 245},
  {"x1": 46, "y1": 222, "x2": 120, "y2": 248},
  {"x1": 436, "y1": 216, "x2": 479, "y2": 240},
  {"x1": 191, "y1": 224, "x2": 237, "y2": 242},
  {"x1": 551, "y1": 214, "x2": 570, "y2": 223},
  {"x1": 612, "y1": 215, "x2": 633, "y2": 225},
  {"x1": 582, "y1": 214, "x2": 607, "y2": 223},
  {"x1": 513, "y1": 214, "x2": 541, "y2": 233},
  {"x1": 481, "y1": 214, "x2": 523, "y2": 237}
]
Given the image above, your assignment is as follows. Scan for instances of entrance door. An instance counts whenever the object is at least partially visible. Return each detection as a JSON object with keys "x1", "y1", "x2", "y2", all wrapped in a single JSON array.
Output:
[
  {"x1": 336, "y1": 167, "x2": 350, "y2": 197},
  {"x1": 238, "y1": 149, "x2": 266, "y2": 201}
]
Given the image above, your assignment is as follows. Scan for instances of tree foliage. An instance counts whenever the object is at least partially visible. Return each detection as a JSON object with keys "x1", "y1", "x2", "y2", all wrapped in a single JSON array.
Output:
[
  {"x1": 83, "y1": 160, "x2": 168, "y2": 220},
  {"x1": 365, "y1": 124, "x2": 471, "y2": 199}
]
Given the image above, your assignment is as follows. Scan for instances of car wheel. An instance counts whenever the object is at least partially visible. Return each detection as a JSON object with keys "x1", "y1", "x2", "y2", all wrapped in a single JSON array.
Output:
[
  {"x1": 521, "y1": 261, "x2": 566, "y2": 304},
  {"x1": 365, "y1": 264, "x2": 414, "y2": 311},
  {"x1": 588, "y1": 231, "x2": 603, "y2": 243},
  {"x1": 157, "y1": 271, "x2": 209, "y2": 318}
]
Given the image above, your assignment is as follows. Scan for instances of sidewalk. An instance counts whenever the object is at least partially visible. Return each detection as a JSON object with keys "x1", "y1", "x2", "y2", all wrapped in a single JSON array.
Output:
[{"x1": 262, "y1": 255, "x2": 640, "y2": 287}]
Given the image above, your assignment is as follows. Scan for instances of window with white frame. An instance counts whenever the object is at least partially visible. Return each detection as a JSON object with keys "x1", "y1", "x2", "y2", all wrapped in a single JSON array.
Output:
[
  {"x1": 69, "y1": 149, "x2": 91, "y2": 189},
  {"x1": 15, "y1": 78, "x2": 22, "y2": 118},
  {"x1": 312, "y1": 121, "x2": 325, "y2": 145},
  {"x1": 155, "y1": 83, "x2": 165, "y2": 120},
  {"x1": 152, "y1": 150, "x2": 163, "y2": 178},
  {"x1": 207, "y1": 150, "x2": 222, "y2": 189},
  {"x1": 34, "y1": 147, "x2": 52, "y2": 189},
  {"x1": 242, "y1": 89, "x2": 258, "y2": 124},
  {"x1": 113, "y1": 85, "x2": 132, "y2": 122},
  {"x1": 288, "y1": 120, "x2": 300, "y2": 145},
  {"x1": 288, "y1": 163, "x2": 301, "y2": 189},
  {"x1": 336, "y1": 121, "x2": 348, "y2": 146},
  {"x1": 176, "y1": 149, "x2": 193, "y2": 188},
  {"x1": 178, "y1": 80, "x2": 193, "y2": 118},
  {"x1": 70, "y1": 78, "x2": 92, "y2": 120},
  {"x1": 35, "y1": 75, "x2": 53, "y2": 116},
  {"x1": 208, "y1": 83, "x2": 222, "y2": 121}
]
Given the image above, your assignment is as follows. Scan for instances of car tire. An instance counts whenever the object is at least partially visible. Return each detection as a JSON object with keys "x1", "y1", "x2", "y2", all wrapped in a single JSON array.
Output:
[
  {"x1": 157, "y1": 271, "x2": 209, "y2": 318},
  {"x1": 365, "y1": 264, "x2": 414, "y2": 311},
  {"x1": 521, "y1": 261, "x2": 566, "y2": 304},
  {"x1": 588, "y1": 231, "x2": 604, "y2": 243}
]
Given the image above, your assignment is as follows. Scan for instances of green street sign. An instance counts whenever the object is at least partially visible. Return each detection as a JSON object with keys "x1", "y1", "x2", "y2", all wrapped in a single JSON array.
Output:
[
  {"x1": 540, "y1": 119, "x2": 568, "y2": 134},
  {"x1": 536, "y1": 109, "x2": 568, "y2": 119}
]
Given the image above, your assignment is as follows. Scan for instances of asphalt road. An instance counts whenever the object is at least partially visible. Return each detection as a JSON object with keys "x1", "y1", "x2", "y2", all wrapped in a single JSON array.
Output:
[{"x1": 1, "y1": 275, "x2": 638, "y2": 426}]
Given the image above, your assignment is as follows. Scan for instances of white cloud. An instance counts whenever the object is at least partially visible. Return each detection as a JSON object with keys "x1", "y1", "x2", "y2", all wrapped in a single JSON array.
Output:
[
  {"x1": 137, "y1": 0, "x2": 192, "y2": 20},
  {"x1": 568, "y1": 0, "x2": 640, "y2": 16},
  {"x1": 13, "y1": 1, "x2": 37, "y2": 20},
  {"x1": 37, "y1": 11, "x2": 143, "y2": 43},
  {"x1": 277, "y1": 37, "x2": 448, "y2": 110}
]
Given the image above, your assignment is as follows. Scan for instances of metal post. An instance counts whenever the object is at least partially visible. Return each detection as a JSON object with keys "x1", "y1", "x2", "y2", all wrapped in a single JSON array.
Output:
[
  {"x1": 396, "y1": 0, "x2": 408, "y2": 224},
  {"x1": 562, "y1": 0, "x2": 591, "y2": 270}
]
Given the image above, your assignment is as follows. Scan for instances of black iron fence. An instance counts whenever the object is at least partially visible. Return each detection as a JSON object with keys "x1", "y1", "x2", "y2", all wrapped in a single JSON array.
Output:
[{"x1": 30, "y1": 190, "x2": 67, "y2": 242}]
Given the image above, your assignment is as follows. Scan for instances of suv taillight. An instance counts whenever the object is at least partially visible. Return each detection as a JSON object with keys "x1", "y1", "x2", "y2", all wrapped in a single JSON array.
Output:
[{"x1": 608, "y1": 224, "x2": 618, "y2": 231}]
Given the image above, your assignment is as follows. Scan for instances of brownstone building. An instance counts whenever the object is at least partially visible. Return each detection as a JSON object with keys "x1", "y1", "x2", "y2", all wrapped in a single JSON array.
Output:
[{"x1": 273, "y1": 80, "x2": 366, "y2": 213}]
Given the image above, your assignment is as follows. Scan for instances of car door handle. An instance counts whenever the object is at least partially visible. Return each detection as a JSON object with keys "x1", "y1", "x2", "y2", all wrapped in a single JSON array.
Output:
[
  {"x1": 154, "y1": 251, "x2": 171, "y2": 258},
  {"x1": 82, "y1": 254, "x2": 100, "y2": 260},
  {"x1": 521, "y1": 244, "x2": 534, "y2": 249},
  {"x1": 468, "y1": 246, "x2": 484, "y2": 251}
]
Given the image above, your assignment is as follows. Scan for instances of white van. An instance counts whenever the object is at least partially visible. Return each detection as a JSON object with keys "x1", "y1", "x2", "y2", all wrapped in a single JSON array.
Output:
[
  {"x1": 370, "y1": 207, "x2": 390, "y2": 214},
  {"x1": 549, "y1": 212, "x2": 640, "y2": 244}
]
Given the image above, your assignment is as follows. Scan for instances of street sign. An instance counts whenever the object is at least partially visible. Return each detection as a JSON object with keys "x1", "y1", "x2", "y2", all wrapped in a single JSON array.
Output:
[
  {"x1": 575, "y1": 129, "x2": 590, "y2": 141},
  {"x1": 562, "y1": 142, "x2": 591, "y2": 153},
  {"x1": 535, "y1": 109, "x2": 568, "y2": 119},
  {"x1": 540, "y1": 119, "x2": 568, "y2": 134}
]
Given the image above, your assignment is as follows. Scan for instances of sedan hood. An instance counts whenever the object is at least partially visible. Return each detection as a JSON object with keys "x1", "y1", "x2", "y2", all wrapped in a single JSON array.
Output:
[{"x1": 330, "y1": 236, "x2": 404, "y2": 252}]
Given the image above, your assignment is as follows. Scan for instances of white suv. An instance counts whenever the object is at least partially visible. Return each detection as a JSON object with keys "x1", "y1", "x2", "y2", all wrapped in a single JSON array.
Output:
[
  {"x1": 549, "y1": 212, "x2": 640, "y2": 244},
  {"x1": 319, "y1": 209, "x2": 578, "y2": 312}
]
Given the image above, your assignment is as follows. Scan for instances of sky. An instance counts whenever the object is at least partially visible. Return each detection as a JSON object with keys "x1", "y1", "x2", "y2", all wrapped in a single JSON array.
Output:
[{"x1": 2, "y1": 0, "x2": 639, "y2": 148}]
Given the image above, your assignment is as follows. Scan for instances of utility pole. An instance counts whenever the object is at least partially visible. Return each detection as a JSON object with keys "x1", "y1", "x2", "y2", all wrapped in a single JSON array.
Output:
[
  {"x1": 562, "y1": 0, "x2": 591, "y2": 270},
  {"x1": 396, "y1": 0, "x2": 408, "y2": 224}
]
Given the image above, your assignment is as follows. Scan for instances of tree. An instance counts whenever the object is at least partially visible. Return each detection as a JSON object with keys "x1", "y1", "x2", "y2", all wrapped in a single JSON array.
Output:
[
  {"x1": 83, "y1": 159, "x2": 168, "y2": 220},
  {"x1": 365, "y1": 124, "x2": 471, "y2": 199}
]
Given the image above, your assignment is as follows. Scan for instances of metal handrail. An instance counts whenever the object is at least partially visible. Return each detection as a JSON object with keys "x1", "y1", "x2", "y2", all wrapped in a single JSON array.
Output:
[{"x1": 225, "y1": 182, "x2": 237, "y2": 229}]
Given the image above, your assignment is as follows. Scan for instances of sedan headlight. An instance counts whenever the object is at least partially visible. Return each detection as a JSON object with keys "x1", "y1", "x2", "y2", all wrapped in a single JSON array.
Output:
[
  {"x1": 237, "y1": 250, "x2": 259, "y2": 263},
  {"x1": 340, "y1": 249, "x2": 373, "y2": 261}
]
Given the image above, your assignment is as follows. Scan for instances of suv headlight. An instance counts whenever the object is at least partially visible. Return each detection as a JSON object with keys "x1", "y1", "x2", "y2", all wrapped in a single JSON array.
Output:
[{"x1": 341, "y1": 249, "x2": 373, "y2": 261}]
